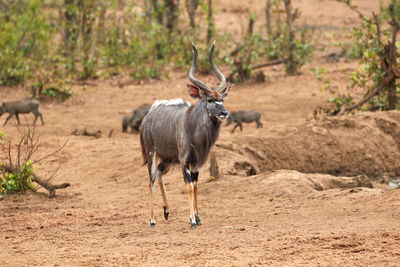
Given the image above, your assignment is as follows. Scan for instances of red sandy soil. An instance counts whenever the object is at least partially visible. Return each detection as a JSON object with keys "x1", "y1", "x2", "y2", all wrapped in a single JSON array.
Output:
[{"x1": 1, "y1": 0, "x2": 399, "y2": 266}]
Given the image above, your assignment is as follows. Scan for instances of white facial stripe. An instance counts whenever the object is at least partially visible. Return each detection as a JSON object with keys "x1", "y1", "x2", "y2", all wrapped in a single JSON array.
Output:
[{"x1": 215, "y1": 101, "x2": 223, "y2": 105}]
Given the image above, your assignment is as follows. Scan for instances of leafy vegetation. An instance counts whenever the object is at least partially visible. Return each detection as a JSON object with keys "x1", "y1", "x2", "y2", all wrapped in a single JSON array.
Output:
[
  {"x1": 1, "y1": 161, "x2": 35, "y2": 195},
  {"x1": 0, "y1": 0, "x2": 51, "y2": 86},
  {"x1": 225, "y1": 1, "x2": 315, "y2": 83},
  {"x1": 0, "y1": 0, "x2": 316, "y2": 94},
  {"x1": 0, "y1": 128, "x2": 69, "y2": 197},
  {"x1": 0, "y1": 130, "x2": 36, "y2": 195},
  {"x1": 328, "y1": 0, "x2": 400, "y2": 113}
]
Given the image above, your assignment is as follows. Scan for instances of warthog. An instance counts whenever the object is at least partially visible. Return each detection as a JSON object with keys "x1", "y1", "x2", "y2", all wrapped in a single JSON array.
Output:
[
  {"x1": 0, "y1": 99, "x2": 44, "y2": 126},
  {"x1": 225, "y1": 110, "x2": 262, "y2": 133},
  {"x1": 122, "y1": 103, "x2": 151, "y2": 133}
]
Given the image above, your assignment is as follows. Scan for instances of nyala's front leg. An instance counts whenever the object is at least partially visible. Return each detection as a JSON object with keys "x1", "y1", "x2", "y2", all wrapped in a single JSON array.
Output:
[
  {"x1": 191, "y1": 172, "x2": 202, "y2": 226},
  {"x1": 183, "y1": 166, "x2": 197, "y2": 229}
]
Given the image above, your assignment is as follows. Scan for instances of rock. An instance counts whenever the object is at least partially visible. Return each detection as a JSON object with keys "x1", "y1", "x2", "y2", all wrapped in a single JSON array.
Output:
[
  {"x1": 388, "y1": 179, "x2": 400, "y2": 188},
  {"x1": 312, "y1": 126, "x2": 328, "y2": 135}
]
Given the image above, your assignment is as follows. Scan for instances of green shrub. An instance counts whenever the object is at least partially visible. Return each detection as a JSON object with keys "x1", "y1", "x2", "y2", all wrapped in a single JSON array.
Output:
[
  {"x1": 1, "y1": 161, "x2": 36, "y2": 195},
  {"x1": 41, "y1": 86, "x2": 72, "y2": 102},
  {"x1": 332, "y1": 0, "x2": 400, "y2": 112},
  {"x1": 0, "y1": 0, "x2": 51, "y2": 86}
]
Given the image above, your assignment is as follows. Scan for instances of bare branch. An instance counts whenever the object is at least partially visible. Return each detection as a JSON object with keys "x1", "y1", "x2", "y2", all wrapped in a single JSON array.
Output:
[
  {"x1": 373, "y1": 12, "x2": 382, "y2": 47},
  {"x1": 31, "y1": 139, "x2": 68, "y2": 165},
  {"x1": 3, "y1": 163, "x2": 70, "y2": 198},
  {"x1": 251, "y1": 59, "x2": 286, "y2": 70},
  {"x1": 229, "y1": 44, "x2": 245, "y2": 57},
  {"x1": 227, "y1": 59, "x2": 285, "y2": 82},
  {"x1": 345, "y1": 2, "x2": 369, "y2": 22},
  {"x1": 7, "y1": 140, "x2": 13, "y2": 168},
  {"x1": 340, "y1": 83, "x2": 385, "y2": 114},
  {"x1": 17, "y1": 134, "x2": 25, "y2": 168},
  {"x1": 44, "y1": 164, "x2": 62, "y2": 184}
]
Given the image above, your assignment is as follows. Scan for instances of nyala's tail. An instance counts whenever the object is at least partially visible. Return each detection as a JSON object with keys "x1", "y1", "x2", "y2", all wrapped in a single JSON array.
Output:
[{"x1": 139, "y1": 131, "x2": 147, "y2": 166}]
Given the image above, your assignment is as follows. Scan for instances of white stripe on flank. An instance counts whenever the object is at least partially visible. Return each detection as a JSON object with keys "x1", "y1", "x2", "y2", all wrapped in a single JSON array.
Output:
[{"x1": 151, "y1": 152, "x2": 157, "y2": 192}]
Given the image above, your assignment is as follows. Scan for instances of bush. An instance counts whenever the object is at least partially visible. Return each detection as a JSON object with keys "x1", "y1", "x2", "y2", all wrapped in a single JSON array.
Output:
[
  {"x1": 0, "y1": 1, "x2": 315, "y2": 91},
  {"x1": 41, "y1": 86, "x2": 73, "y2": 102},
  {"x1": 102, "y1": 12, "x2": 197, "y2": 81},
  {"x1": 0, "y1": 0, "x2": 51, "y2": 86},
  {"x1": 0, "y1": 161, "x2": 36, "y2": 195},
  {"x1": 329, "y1": 0, "x2": 400, "y2": 113}
]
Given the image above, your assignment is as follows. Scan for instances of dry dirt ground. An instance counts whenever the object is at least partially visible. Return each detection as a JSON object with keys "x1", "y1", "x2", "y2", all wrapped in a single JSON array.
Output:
[{"x1": 1, "y1": 0, "x2": 400, "y2": 266}]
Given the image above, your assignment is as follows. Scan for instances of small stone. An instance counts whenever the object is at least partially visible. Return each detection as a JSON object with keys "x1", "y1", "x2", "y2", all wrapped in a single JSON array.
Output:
[
  {"x1": 119, "y1": 232, "x2": 129, "y2": 238},
  {"x1": 312, "y1": 126, "x2": 328, "y2": 135},
  {"x1": 389, "y1": 179, "x2": 400, "y2": 188}
]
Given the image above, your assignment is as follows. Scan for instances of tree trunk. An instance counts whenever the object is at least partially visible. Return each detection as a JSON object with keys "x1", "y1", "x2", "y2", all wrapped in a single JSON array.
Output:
[
  {"x1": 388, "y1": 81, "x2": 397, "y2": 109},
  {"x1": 97, "y1": 2, "x2": 106, "y2": 45},
  {"x1": 387, "y1": 6, "x2": 399, "y2": 110},
  {"x1": 266, "y1": 0, "x2": 271, "y2": 36},
  {"x1": 207, "y1": 0, "x2": 214, "y2": 44},
  {"x1": 209, "y1": 151, "x2": 219, "y2": 180},
  {"x1": 284, "y1": 0, "x2": 297, "y2": 75},
  {"x1": 152, "y1": 0, "x2": 164, "y2": 25},
  {"x1": 185, "y1": 0, "x2": 199, "y2": 29},
  {"x1": 143, "y1": 0, "x2": 153, "y2": 23},
  {"x1": 248, "y1": 14, "x2": 256, "y2": 37},
  {"x1": 79, "y1": 0, "x2": 95, "y2": 78},
  {"x1": 63, "y1": 0, "x2": 80, "y2": 71},
  {"x1": 165, "y1": 0, "x2": 179, "y2": 31}
]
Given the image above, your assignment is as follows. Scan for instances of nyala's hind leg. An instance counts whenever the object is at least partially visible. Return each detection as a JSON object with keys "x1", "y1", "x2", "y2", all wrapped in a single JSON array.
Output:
[
  {"x1": 148, "y1": 180, "x2": 155, "y2": 228},
  {"x1": 148, "y1": 152, "x2": 157, "y2": 228},
  {"x1": 157, "y1": 161, "x2": 170, "y2": 220}
]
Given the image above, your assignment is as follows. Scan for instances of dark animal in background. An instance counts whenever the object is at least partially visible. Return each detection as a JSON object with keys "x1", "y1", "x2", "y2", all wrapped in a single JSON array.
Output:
[
  {"x1": 122, "y1": 104, "x2": 151, "y2": 133},
  {"x1": 140, "y1": 42, "x2": 233, "y2": 229},
  {"x1": 225, "y1": 110, "x2": 262, "y2": 133},
  {"x1": 0, "y1": 99, "x2": 44, "y2": 126},
  {"x1": 122, "y1": 115, "x2": 134, "y2": 132}
]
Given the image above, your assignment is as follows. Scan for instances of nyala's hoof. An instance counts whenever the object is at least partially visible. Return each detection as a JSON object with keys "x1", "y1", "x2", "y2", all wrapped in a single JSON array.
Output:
[
  {"x1": 195, "y1": 215, "x2": 202, "y2": 226},
  {"x1": 163, "y1": 206, "x2": 169, "y2": 220},
  {"x1": 150, "y1": 220, "x2": 156, "y2": 228},
  {"x1": 190, "y1": 218, "x2": 197, "y2": 229}
]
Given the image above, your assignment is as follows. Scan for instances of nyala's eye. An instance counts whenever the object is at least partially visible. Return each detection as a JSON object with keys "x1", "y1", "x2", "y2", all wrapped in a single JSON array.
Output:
[{"x1": 207, "y1": 98, "x2": 214, "y2": 103}]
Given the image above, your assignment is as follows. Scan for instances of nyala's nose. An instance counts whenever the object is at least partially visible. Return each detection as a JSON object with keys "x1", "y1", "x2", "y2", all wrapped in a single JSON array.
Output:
[{"x1": 219, "y1": 110, "x2": 228, "y2": 119}]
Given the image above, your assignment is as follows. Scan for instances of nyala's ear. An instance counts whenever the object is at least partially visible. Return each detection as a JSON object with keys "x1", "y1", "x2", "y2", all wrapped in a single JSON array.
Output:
[
  {"x1": 221, "y1": 83, "x2": 234, "y2": 99},
  {"x1": 187, "y1": 84, "x2": 201, "y2": 99}
]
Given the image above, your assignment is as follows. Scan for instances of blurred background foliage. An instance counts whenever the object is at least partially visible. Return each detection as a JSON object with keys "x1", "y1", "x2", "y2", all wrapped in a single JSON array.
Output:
[{"x1": 0, "y1": 0, "x2": 314, "y2": 99}]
